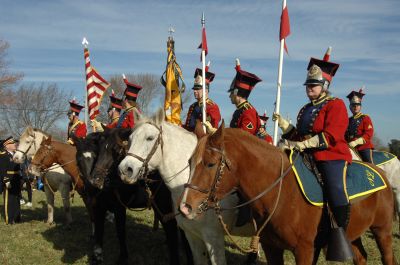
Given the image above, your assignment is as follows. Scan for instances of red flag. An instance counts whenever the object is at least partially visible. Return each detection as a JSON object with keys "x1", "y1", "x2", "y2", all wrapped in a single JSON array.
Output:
[
  {"x1": 198, "y1": 27, "x2": 208, "y2": 60},
  {"x1": 280, "y1": 5, "x2": 291, "y2": 54},
  {"x1": 84, "y1": 47, "x2": 110, "y2": 120}
]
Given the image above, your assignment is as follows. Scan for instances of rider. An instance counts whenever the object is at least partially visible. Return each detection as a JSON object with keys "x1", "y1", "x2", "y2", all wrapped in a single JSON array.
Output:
[
  {"x1": 345, "y1": 89, "x2": 374, "y2": 163},
  {"x1": 92, "y1": 90, "x2": 123, "y2": 131},
  {"x1": 257, "y1": 112, "x2": 273, "y2": 144},
  {"x1": 273, "y1": 47, "x2": 352, "y2": 241},
  {"x1": 116, "y1": 75, "x2": 142, "y2": 129},
  {"x1": 0, "y1": 136, "x2": 22, "y2": 224},
  {"x1": 67, "y1": 99, "x2": 87, "y2": 145},
  {"x1": 184, "y1": 65, "x2": 221, "y2": 132}
]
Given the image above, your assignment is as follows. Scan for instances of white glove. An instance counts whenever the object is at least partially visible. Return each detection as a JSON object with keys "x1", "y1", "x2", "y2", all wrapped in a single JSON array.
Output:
[
  {"x1": 272, "y1": 113, "x2": 293, "y2": 134},
  {"x1": 91, "y1": 119, "x2": 104, "y2": 132},
  {"x1": 286, "y1": 135, "x2": 320, "y2": 152},
  {"x1": 5, "y1": 182, "x2": 11, "y2": 189},
  {"x1": 67, "y1": 138, "x2": 74, "y2": 145},
  {"x1": 349, "y1": 137, "x2": 365, "y2": 148},
  {"x1": 203, "y1": 121, "x2": 217, "y2": 134}
]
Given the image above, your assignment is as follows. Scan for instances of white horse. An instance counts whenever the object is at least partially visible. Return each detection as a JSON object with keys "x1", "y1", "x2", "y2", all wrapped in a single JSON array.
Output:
[
  {"x1": 118, "y1": 109, "x2": 254, "y2": 265},
  {"x1": 13, "y1": 126, "x2": 73, "y2": 225},
  {"x1": 350, "y1": 148, "x2": 400, "y2": 217}
]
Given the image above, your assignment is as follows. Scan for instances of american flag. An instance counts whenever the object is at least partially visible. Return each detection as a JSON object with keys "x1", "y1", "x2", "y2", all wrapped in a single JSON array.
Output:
[{"x1": 84, "y1": 43, "x2": 110, "y2": 120}]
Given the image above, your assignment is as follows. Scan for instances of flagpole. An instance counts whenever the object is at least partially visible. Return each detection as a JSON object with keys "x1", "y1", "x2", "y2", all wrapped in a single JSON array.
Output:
[
  {"x1": 201, "y1": 12, "x2": 207, "y2": 132},
  {"x1": 273, "y1": 0, "x2": 287, "y2": 146},
  {"x1": 82, "y1": 37, "x2": 89, "y2": 130}
]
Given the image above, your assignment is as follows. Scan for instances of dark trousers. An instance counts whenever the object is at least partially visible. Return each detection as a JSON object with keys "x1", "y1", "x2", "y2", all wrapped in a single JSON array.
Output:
[
  {"x1": 359, "y1": 149, "x2": 373, "y2": 163},
  {"x1": 3, "y1": 188, "x2": 21, "y2": 224},
  {"x1": 316, "y1": 160, "x2": 349, "y2": 208}
]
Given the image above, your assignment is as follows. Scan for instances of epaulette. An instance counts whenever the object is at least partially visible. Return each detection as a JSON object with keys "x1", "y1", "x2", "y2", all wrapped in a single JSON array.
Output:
[
  {"x1": 0, "y1": 151, "x2": 5, "y2": 155},
  {"x1": 242, "y1": 102, "x2": 252, "y2": 110},
  {"x1": 206, "y1": 98, "x2": 215, "y2": 105}
]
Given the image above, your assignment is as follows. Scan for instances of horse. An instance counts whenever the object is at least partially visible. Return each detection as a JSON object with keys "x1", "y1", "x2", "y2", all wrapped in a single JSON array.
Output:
[
  {"x1": 350, "y1": 148, "x2": 400, "y2": 220},
  {"x1": 180, "y1": 122, "x2": 397, "y2": 265},
  {"x1": 118, "y1": 109, "x2": 256, "y2": 265},
  {"x1": 80, "y1": 127, "x2": 193, "y2": 265},
  {"x1": 13, "y1": 126, "x2": 73, "y2": 225}
]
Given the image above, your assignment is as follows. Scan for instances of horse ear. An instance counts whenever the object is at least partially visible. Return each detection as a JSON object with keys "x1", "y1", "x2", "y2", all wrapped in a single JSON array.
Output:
[
  {"x1": 209, "y1": 120, "x2": 225, "y2": 148},
  {"x1": 42, "y1": 135, "x2": 51, "y2": 145},
  {"x1": 194, "y1": 120, "x2": 206, "y2": 139},
  {"x1": 27, "y1": 126, "x2": 33, "y2": 135},
  {"x1": 154, "y1": 108, "x2": 165, "y2": 126}
]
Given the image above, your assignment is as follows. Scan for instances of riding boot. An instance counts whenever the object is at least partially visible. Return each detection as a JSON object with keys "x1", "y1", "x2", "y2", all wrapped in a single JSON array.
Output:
[
  {"x1": 235, "y1": 193, "x2": 252, "y2": 227},
  {"x1": 326, "y1": 204, "x2": 353, "y2": 262},
  {"x1": 332, "y1": 204, "x2": 351, "y2": 231}
]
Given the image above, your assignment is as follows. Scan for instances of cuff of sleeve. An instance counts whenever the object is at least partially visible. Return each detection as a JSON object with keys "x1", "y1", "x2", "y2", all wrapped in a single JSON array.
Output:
[
  {"x1": 317, "y1": 133, "x2": 329, "y2": 150},
  {"x1": 282, "y1": 126, "x2": 295, "y2": 140}
]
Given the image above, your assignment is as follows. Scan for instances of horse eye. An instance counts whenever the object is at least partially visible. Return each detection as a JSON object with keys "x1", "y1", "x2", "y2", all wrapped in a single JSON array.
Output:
[
  {"x1": 146, "y1": 136, "x2": 155, "y2": 141},
  {"x1": 207, "y1": 163, "x2": 215, "y2": 168}
]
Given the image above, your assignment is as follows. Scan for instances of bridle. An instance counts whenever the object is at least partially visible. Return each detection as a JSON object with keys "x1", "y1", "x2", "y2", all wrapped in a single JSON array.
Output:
[
  {"x1": 125, "y1": 122, "x2": 164, "y2": 180},
  {"x1": 15, "y1": 134, "x2": 37, "y2": 160},
  {"x1": 184, "y1": 145, "x2": 298, "y2": 215},
  {"x1": 184, "y1": 146, "x2": 231, "y2": 214},
  {"x1": 30, "y1": 143, "x2": 75, "y2": 174}
]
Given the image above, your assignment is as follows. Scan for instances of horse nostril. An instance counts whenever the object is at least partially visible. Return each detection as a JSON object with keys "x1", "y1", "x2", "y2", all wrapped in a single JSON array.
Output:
[
  {"x1": 127, "y1": 167, "x2": 133, "y2": 176},
  {"x1": 179, "y1": 203, "x2": 192, "y2": 216}
]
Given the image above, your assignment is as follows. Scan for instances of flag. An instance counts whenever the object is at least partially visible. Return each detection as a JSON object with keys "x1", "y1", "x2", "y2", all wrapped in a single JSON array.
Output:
[
  {"x1": 279, "y1": 4, "x2": 291, "y2": 54},
  {"x1": 161, "y1": 37, "x2": 185, "y2": 125},
  {"x1": 198, "y1": 27, "x2": 208, "y2": 60},
  {"x1": 84, "y1": 47, "x2": 110, "y2": 120}
]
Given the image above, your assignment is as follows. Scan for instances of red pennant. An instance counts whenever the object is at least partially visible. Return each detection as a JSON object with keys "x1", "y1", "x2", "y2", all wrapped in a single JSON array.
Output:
[
  {"x1": 198, "y1": 27, "x2": 208, "y2": 61},
  {"x1": 280, "y1": 6, "x2": 291, "y2": 54}
]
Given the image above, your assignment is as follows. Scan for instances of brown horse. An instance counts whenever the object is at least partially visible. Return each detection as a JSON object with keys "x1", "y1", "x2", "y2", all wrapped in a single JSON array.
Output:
[
  {"x1": 180, "y1": 123, "x2": 397, "y2": 265},
  {"x1": 29, "y1": 137, "x2": 94, "y2": 222}
]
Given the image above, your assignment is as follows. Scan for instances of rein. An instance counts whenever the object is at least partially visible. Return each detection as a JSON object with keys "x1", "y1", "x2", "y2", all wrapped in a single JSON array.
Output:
[
  {"x1": 125, "y1": 122, "x2": 163, "y2": 181},
  {"x1": 15, "y1": 134, "x2": 37, "y2": 160}
]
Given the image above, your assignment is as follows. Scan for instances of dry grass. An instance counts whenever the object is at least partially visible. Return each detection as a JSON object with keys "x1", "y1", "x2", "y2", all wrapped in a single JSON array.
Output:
[{"x1": 0, "y1": 190, "x2": 399, "y2": 265}]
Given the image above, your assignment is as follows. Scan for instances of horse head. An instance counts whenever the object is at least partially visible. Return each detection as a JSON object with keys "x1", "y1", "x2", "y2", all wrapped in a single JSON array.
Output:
[
  {"x1": 29, "y1": 136, "x2": 56, "y2": 176},
  {"x1": 88, "y1": 128, "x2": 131, "y2": 189},
  {"x1": 74, "y1": 132, "x2": 104, "y2": 188},
  {"x1": 118, "y1": 108, "x2": 165, "y2": 184},
  {"x1": 13, "y1": 126, "x2": 42, "y2": 163},
  {"x1": 180, "y1": 121, "x2": 235, "y2": 219}
]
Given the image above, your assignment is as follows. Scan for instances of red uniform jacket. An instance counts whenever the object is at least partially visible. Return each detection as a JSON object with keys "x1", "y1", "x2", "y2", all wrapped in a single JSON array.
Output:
[
  {"x1": 263, "y1": 133, "x2": 273, "y2": 144},
  {"x1": 345, "y1": 113, "x2": 374, "y2": 151},
  {"x1": 283, "y1": 96, "x2": 352, "y2": 163},
  {"x1": 68, "y1": 120, "x2": 87, "y2": 142},
  {"x1": 230, "y1": 101, "x2": 260, "y2": 135},
  {"x1": 184, "y1": 98, "x2": 221, "y2": 132},
  {"x1": 106, "y1": 117, "x2": 119, "y2": 129},
  {"x1": 117, "y1": 107, "x2": 136, "y2": 129}
]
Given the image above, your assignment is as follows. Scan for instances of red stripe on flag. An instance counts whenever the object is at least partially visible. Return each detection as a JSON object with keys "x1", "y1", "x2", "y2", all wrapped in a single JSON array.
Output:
[
  {"x1": 280, "y1": 6, "x2": 291, "y2": 54},
  {"x1": 198, "y1": 27, "x2": 208, "y2": 61}
]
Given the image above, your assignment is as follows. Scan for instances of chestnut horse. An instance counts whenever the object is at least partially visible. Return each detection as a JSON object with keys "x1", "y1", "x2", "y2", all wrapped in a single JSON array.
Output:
[{"x1": 180, "y1": 123, "x2": 397, "y2": 265}]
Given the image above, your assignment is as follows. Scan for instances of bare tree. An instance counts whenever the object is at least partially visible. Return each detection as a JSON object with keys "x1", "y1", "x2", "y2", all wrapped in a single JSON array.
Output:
[
  {"x1": 0, "y1": 83, "x2": 72, "y2": 136},
  {"x1": 372, "y1": 134, "x2": 389, "y2": 151},
  {"x1": 0, "y1": 39, "x2": 23, "y2": 95}
]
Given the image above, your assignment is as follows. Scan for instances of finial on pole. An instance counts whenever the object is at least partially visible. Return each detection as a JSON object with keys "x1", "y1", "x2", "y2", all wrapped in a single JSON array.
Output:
[
  {"x1": 82, "y1": 37, "x2": 89, "y2": 47},
  {"x1": 201, "y1": 12, "x2": 205, "y2": 27},
  {"x1": 122, "y1": 73, "x2": 126, "y2": 80},
  {"x1": 168, "y1": 26, "x2": 175, "y2": 36}
]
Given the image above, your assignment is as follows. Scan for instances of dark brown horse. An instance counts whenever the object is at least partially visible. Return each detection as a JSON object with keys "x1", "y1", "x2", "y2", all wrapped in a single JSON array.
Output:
[{"x1": 180, "y1": 123, "x2": 397, "y2": 265}]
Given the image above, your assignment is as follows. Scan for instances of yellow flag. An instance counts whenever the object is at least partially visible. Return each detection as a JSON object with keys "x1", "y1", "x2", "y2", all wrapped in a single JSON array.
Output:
[{"x1": 161, "y1": 37, "x2": 185, "y2": 125}]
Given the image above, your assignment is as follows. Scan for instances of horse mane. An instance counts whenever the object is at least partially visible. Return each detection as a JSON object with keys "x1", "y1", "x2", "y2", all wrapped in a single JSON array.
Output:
[
  {"x1": 33, "y1": 128, "x2": 50, "y2": 137},
  {"x1": 20, "y1": 126, "x2": 50, "y2": 139}
]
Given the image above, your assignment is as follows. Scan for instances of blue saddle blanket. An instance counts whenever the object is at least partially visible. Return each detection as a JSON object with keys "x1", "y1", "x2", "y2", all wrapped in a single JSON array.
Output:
[
  {"x1": 372, "y1": 150, "x2": 397, "y2": 166},
  {"x1": 289, "y1": 151, "x2": 387, "y2": 207}
]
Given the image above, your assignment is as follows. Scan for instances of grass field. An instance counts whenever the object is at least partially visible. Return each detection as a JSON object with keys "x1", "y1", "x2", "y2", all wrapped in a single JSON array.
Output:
[{"x1": 0, "y1": 190, "x2": 399, "y2": 265}]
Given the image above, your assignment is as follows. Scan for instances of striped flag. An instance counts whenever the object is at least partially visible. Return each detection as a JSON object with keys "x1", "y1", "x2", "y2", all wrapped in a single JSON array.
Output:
[{"x1": 84, "y1": 45, "x2": 110, "y2": 120}]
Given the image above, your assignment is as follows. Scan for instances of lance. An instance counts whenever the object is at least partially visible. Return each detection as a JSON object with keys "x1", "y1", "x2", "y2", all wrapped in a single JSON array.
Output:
[
  {"x1": 82, "y1": 37, "x2": 89, "y2": 130},
  {"x1": 201, "y1": 12, "x2": 207, "y2": 133},
  {"x1": 273, "y1": 0, "x2": 287, "y2": 146}
]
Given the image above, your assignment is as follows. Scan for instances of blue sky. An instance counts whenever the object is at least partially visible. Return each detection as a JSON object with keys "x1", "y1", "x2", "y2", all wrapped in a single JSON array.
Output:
[{"x1": 1, "y1": 0, "x2": 399, "y2": 143}]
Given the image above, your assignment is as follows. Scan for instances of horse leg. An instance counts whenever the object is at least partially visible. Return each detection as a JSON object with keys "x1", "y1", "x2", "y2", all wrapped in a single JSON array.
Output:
[
  {"x1": 182, "y1": 231, "x2": 209, "y2": 265},
  {"x1": 44, "y1": 185, "x2": 55, "y2": 225},
  {"x1": 113, "y1": 206, "x2": 128, "y2": 265},
  {"x1": 293, "y1": 241, "x2": 315, "y2": 265},
  {"x1": 82, "y1": 194, "x2": 96, "y2": 237},
  {"x1": 158, "y1": 215, "x2": 182, "y2": 265},
  {"x1": 261, "y1": 243, "x2": 284, "y2": 265},
  {"x1": 91, "y1": 202, "x2": 106, "y2": 265},
  {"x1": 202, "y1": 229, "x2": 227, "y2": 265},
  {"x1": 370, "y1": 226, "x2": 396, "y2": 265},
  {"x1": 180, "y1": 228, "x2": 194, "y2": 265},
  {"x1": 350, "y1": 238, "x2": 367, "y2": 265},
  {"x1": 60, "y1": 184, "x2": 72, "y2": 225}
]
